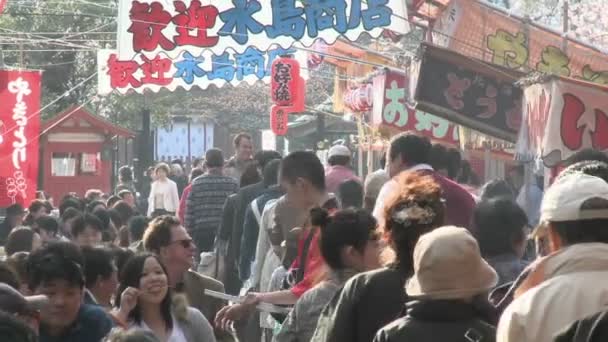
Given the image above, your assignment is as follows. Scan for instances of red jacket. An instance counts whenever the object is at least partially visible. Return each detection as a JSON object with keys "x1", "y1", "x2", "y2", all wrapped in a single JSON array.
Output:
[{"x1": 178, "y1": 183, "x2": 193, "y2": 223}]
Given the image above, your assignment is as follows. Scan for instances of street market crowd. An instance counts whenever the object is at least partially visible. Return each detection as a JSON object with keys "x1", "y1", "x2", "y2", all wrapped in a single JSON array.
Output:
[{"x1": 1, "y1": 132, "x2": 608, "y2": 342}]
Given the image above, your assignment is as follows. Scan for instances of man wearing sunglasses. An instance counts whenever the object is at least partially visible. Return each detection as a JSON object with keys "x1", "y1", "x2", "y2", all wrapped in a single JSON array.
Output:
[{"x1": 143, "y1": 215, "x2": 234, "y2": 342}]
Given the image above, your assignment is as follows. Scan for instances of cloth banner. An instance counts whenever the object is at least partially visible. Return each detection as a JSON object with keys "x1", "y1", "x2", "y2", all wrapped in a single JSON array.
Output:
[
  {"x1": 517, "y1": 78, "x2": 608, "y2": 167},
  {"x1": 98, "y1": 47, "x2": 307, "y2": 94},
  {"x1": 372, "y1": 69, "x2": 459, "y2": 144},
  {"x1": 117, "y1": 0, "x2": 410, "y2": 60},
  {"x1": 0, "y1": 70, "x2": 42, "y2": 207},
  {"x1": 433, "y1": 0, "x2": 608, "y2": 85}
]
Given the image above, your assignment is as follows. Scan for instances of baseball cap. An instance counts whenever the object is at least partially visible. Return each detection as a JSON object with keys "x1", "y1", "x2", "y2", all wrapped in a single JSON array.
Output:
[
  {"x1": 0, "y1": 283, "x2": 48, "y2": 316},
  {"x1": 540, "y1": 173, "x2": 608, "y2": 223},
  {"x1": 328, "y1": 145, "x2": 351, "y2": 159}
]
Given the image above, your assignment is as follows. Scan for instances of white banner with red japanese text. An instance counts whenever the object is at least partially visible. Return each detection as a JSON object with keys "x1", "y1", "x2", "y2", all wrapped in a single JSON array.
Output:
[
  {"x1": 97, "y1": 47, "x2": 308, "y2": 94},
  {"x1": 0, "y1": 70, "x2": 42, "y2": 207},
  {"x1": 517, "y1": 78, "x2": 608, "y2": 167},
  {"x1": 372, "y1": 70, "x2": 459, "y2": 144},
  {"x1": 116, "y1": 0, "x2": 409, "y2": 60}
]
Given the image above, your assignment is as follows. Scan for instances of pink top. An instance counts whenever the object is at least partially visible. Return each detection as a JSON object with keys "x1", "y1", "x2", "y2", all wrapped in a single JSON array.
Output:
[{"x1": 325, "y1": 165, "x2": 361, "y2": 194}]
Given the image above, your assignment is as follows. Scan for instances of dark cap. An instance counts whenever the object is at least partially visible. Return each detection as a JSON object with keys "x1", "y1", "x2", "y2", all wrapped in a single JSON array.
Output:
[{"x1": 0, "y1": 283, "x2": 48, "y2": 315}]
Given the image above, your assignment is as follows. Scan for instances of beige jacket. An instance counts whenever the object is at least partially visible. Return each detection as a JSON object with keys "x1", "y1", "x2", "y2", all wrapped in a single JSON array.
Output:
[{"x1": 497, "y1": 243, "x2": 608, "y2": 342}]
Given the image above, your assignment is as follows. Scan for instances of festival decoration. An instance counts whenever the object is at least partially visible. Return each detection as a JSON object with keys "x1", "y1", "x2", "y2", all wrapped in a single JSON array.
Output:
[
  {"x1": 344, "y1": 83, "x2": 373, "y2": 112},
  {"x1": 517, "y1": 77, "x2": 608, "y2": 167},
  {"x1": 116, "y1": 0, "x2": 410, "y2": 60},
  {"x1": 270, "y1": 105, "x2": 289, "y2": 136},
  {"x1": 411, "y1": 44, "x2": 523, "y2": 142},
  {"x1": 97, "y1": 47, "x2": 308, "y2": 94},
  {"x1": 372, "y1": 69, "x2": 459, "y2": 145},
  {"x1": 0, "y1": 0, "x2": 6, "y2": 15},
  {"x1": 271, "y1": 56, "x2": 300, "y2": 107},
  {"x1": 432, "y1": 0, "x2": 608, "y2": 85},
  {"x1": 0, "y1": 70, "x2": 42, "y2": 207}
]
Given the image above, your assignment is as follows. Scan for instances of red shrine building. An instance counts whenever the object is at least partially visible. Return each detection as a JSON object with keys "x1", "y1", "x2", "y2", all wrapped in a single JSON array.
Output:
[{"x1": 39, "y1": 107, "x2": 135, "y2": 202}]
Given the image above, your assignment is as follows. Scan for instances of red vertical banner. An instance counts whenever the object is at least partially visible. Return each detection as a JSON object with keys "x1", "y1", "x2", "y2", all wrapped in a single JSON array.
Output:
[
  {"x1": 0, "y1": 70, "x2": 42, "y2": 207},
  {"x1": 0, "y1": 0, "x2": 6, "y2": 14}
]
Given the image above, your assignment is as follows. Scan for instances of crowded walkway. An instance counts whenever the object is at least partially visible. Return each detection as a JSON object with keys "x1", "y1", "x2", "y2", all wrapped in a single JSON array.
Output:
[{"x1": 2, "y1": 133, "x2": 608, "y2": 342}]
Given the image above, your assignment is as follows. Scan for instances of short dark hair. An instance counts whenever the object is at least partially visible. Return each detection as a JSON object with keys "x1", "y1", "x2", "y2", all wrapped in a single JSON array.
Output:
[
  {"x1": 429, "y1": 144, "x2": 448, "y2": 172},
  {"x1": 312, "y1": 208, "x2": 378, "y2": 270},
  {"x1": 263, "y1": 159, "x2": 282, "y2": 187},
  {"x1": 389, "y1": 133, "x2": 431, "y2": 166},
  {"x1": 128, "y1": 216, "x2": 149, "y2": 242},
  {"x1": 205, "y1": 148, "x2": 224, "y2": 168},
  {"x1": 280, "y1": 151, "x2": 325, "y2": 191},
  {"x1": 550, "y1": 198, "x2": 608, "y2": 246},
  {"x1": 60, "y1": 201, "x2": 82, "y2": 218},
  {"x1": 557, "y1": 161, "x2": 608, "y2": 183},
  {"x1": 35, "y1": 216, "x2": 59, "y2": 235},
  {"x1": 6, "y1": 204, "x2": 24, "y2": 217},
  {"x1": 189, "y1": 168, "x2": 205, "y2": 183},
  {"x1": 27, "y1": 241, "x2": 85, "y2": 290},
  {"x1": 117, "y1": 190, "x2": 133, "y2": 200},
  {"x1": 337, "y1": 180, "x2": 364, "y2": 209},
  {"x1": 0, "y1": 310, "x2": 37, "y2": 342},
  {"x1": 254, "y1": 150, "x2": 282, "y2": 170},
  {"x1": 81, "y1": 246, "x2": 116, "y2": 289},
  {"x1": 5, "y1": 228, "x2": 36, "y2": 257},
  {"x1": 86, "y1": 200, "x2": 107, "y2": 213},
  {"x1": 109, "y1": 246, "x2": 134, "y2": 276},
  {"x1": 92, "y1": 208, "x2": 111, "y2": 231},
  {"x1": 328, "y1": 155, "x2": 351, "y2": 167},
  {"x1": 108, "y1": 209, "x2": 123, "y2": 231},
  {"x1": 28, "y1": 200, "x2": 46, "y2": 215},
  {"x1": 478, "y1": 179, "x2": 515, "y2": 201},
  {"x1": 564, "y1": 148, "x2": 608, "y2": 167},
  {"x1": 113, "y1": 201, "x2": 134, "y2": 225},
  {"x1": 0, "y1": 261, "x2": 20, "y2": 289},
  {"x1": 60, "y1": 207, "x2": 81, "y2": 225},
  {"x1": 71, "y1": 213, "x2": 104, "y2": 238},
  {"x1": 116, "y1": 254, "x2": 172, "y2": 330},
  {"x1": 143, "y1": 216, "x2": 181, "y2": 254},
  {"x1": 234, "y1": 133, "x2": 252, "y2": 147},
  {"x1": 474, "y1": 198, "x2": 528, "y2": 257},
  {"x1": 118, "y1": 166, "x2": 134, "y2": 182},
  {"x1": 106, "y1": 195, "x2": 121, "y2": 209}
]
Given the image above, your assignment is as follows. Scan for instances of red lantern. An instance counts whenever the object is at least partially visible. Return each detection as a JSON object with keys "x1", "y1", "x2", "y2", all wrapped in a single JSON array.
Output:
[
  {"x1": 270, "y1": 105, "x2": 289, "y2": 136},
  {"x1": 0, "y1": 0, "x2": 5, "y2": 14},
  {"x1": 271, "y1": 56, "x2": 300, "y2": 107},
  {"x1": 291, "y1": 76, "x2": 306, "y2": 113}
]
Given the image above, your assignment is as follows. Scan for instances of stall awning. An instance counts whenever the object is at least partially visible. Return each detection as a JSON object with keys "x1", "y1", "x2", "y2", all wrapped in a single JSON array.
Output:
[{"x1": 517, "y1": 75, "x2": 608, "y2": 167}]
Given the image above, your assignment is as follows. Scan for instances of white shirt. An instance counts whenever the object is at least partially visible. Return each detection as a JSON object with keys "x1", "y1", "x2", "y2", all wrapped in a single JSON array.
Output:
[
  {"x1": 147, "y1": 179, "x2": 180, "y2": 216},
  {"x1": 372, "y1": 164, "x2": 434, "y2": 223},
  {"x1": 131, "y1": 315, "x2": 187, "y2": 342}
]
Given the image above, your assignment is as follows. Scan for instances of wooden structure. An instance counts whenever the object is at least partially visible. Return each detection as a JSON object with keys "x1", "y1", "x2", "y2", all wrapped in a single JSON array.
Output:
[{"x1": 39, "y1": 107, "x2": 135, "y2": 201}]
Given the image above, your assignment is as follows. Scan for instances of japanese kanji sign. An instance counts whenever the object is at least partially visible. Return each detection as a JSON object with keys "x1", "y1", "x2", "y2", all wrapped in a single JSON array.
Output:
[
  {"x1": 117, "y1": 0, "x2": 409, "y2": 60},
  {"x1": 433, "y1": 0, "x2": 608, "y2": 85},
  {"x1": 0, "y1": 70, "x2": 42, "y2": 207},
  {"x1": 412, "y1": 44, "x2": 523, "y2": 142},
  {"x1": 517, "y1": 78, "x2": 608, "y2": 167},
  {"x1": 371, "y1": 69, "x2": 459, "y2": 145},
  {"x1": 98, "y1": 47, "x2": 307, "y2": 94}
]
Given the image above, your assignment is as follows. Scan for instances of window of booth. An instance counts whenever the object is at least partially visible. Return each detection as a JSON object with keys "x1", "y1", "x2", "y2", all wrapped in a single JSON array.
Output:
[{"x1": 51, "y1": 152, "x2": 100, "y2": 176}]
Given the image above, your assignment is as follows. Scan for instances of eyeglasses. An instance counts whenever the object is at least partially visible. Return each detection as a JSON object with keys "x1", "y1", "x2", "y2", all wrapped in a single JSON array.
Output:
[{"x1": 170, "y1": 239, "x2": 194, "y2": 249}]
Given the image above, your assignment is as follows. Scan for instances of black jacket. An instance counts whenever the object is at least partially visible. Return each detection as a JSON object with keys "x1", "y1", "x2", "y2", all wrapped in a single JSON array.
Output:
[
  {"x1": 555, "y1": 310, "x2": 608, "y2": 342},
  {"x1": 311, "y1": 265, "x2": 409, "y2": 342},
  {"x1": 374, "y1": 299, "x2": 496, "y2": 342}
]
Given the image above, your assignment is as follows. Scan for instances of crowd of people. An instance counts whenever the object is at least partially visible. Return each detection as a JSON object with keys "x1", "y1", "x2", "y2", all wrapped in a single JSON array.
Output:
[{"x1": 1, "y1": 131, "x2": 608, "y2": 342}]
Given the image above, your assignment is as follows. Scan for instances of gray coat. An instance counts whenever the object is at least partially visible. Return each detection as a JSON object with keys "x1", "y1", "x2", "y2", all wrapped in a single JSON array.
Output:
[{"x1": 181, "y1": 307, "x2": 217, "y2": 342}]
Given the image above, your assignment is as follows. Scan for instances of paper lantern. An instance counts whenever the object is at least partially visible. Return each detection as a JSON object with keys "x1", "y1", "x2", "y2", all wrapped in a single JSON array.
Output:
[
  {"x1": 270, "y1": 105, "x2": 289, "y2": 136},
  {"x1": 271, "y1": 56, "x2": 300, "y2": 107}
]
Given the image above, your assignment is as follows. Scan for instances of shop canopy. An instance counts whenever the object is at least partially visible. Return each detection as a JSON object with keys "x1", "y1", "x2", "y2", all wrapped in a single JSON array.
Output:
[{"x1": 516, "y1": 75, "x2": 608, "y2": 167}]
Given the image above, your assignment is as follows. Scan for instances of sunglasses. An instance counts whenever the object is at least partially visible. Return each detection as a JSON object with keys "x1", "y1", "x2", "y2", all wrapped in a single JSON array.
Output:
[{"x1": 170, "y1": 239, "x2": 194, "y2": 249}]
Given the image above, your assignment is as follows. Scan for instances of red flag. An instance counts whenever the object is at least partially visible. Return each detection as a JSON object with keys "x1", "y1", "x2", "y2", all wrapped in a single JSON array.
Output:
[{"x1": 0, "y1": 70, "x2": 42, "y2": 207}]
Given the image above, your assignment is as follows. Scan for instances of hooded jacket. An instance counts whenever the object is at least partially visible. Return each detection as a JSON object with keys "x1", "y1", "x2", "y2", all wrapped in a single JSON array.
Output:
[{"x1": 497, "y1": 243, "x2": 608, "y2": 342}]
